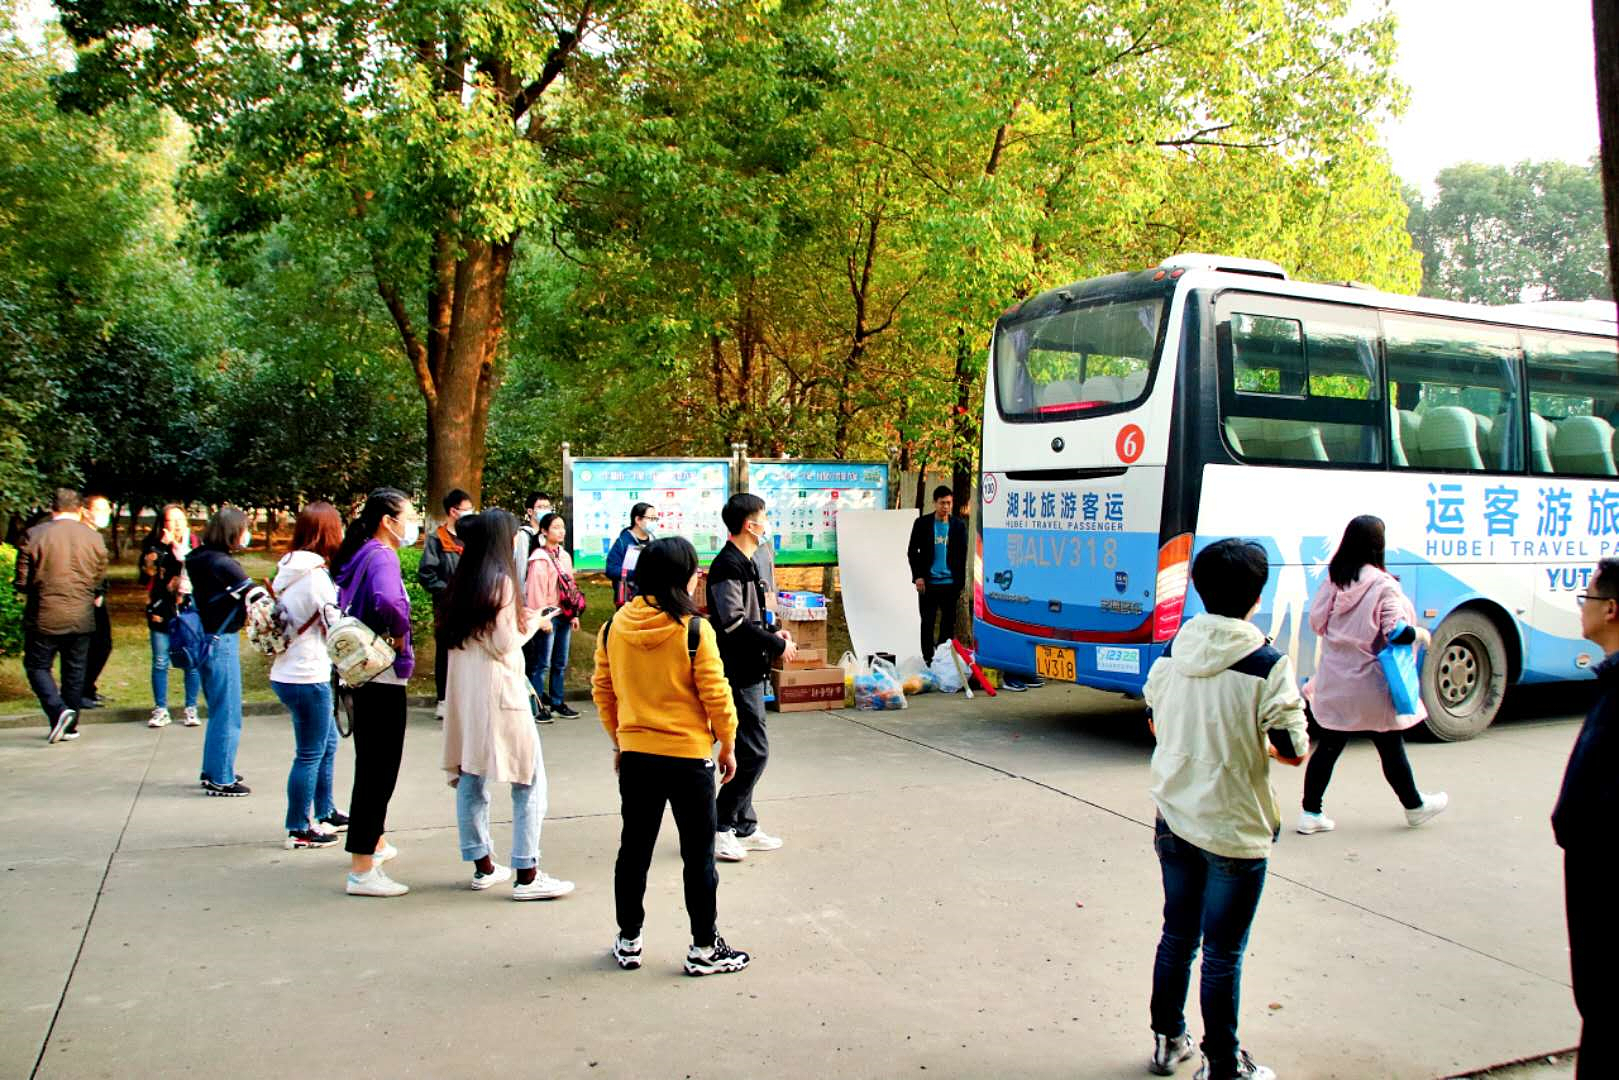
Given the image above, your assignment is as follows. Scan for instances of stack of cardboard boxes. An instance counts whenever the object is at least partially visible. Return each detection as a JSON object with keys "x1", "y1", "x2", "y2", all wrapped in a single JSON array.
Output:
[{"x1": 770, "y1": 591, "x2": 842, "y2": 712}]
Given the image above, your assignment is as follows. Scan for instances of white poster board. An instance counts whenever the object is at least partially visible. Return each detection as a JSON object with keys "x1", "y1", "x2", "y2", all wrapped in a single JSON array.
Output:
[{"x1": 836, "y1": 509, "x2": 924, "y2": 666}]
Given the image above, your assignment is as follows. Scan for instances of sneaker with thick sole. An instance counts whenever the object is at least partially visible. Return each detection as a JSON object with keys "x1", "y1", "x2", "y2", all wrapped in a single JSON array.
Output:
[
  {"x1": 60, "y1": 731, "x2": 80, "y2": 740},
  {"x1": 684, "y1": 935, "x2": 750, "y2": 976},
  {"x1": 1150, "y1": 1032, "x2": 1196, "y2": 1075},
  {"x1": 346, "y1": 868, "x2": 409, "y2": 897},
  {"x1": 1024, "y1": 674, "x2": 1046, "y2": 688},
  {"x1": 1194, "y1": 1050, "x2": 1275, "y2": 1080},
  {"x1": 374, "y1": 841, "x2": 398, "y2": 865},
  {"x1": 1406, "y1": 791, "x2": 1449, "y2": 827},
  {"x1": 535, "y1": 708, "x2": 554, "y2": 725},
  {"x1": 286, "y1": 828, "x2": 339, "y2": 849},
  {"x1": 612, "y1": 934, "x2": 643, "y2": 970},
  {"x1": 47, "y1": 709, "x2": 76, "y2": 744},
  {"x1": 148, "y1": 708, "x2": 172, "y2": 728},
  {"x1": 203, "y1": 780, "x2": 251, "y2": 797},
  {"x1": 319, "y1": 810, "x2": 350, "y2": 833},
  {"x1": 552, "y1": 702, "x2": 581, "y2": 719},
  {"x1": 1296, "y1": 811, "x2": 1336, "y2": 835},
  {"x1": 471, "y1": 864, "x2": 512, "y2": 890},
  {"x1": 182, "y1": 707, "x2": 201, "y2": 727},
  {"x1": 714, "y1": 831, "x2": 747, "y2": 862},
  {"x1": 737, "y1": 830, "x2": 783, "y2": 852},
  {"x1": 434, "y1": 701, "x2": 447, "y2": 721},
  {"x1": 513, "y1": 872, "x2": 575, "y2": 900}
]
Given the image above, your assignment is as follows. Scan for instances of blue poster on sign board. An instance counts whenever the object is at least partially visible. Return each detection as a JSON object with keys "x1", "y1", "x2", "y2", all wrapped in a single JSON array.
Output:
[
  {"x1": 571, "y1": 459, "x2": 731, "y2": 570},
  {"x1": 748, "y1": 461, "x2": 889, "y2": 566}
]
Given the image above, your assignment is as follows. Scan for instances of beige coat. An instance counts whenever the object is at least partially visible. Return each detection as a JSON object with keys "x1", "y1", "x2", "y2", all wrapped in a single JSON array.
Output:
[{"x1": 441, "y1": 584, "x2": 545, "y2": 785}]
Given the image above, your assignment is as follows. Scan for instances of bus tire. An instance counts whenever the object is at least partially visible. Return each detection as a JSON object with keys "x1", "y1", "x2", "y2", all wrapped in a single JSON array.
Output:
[{"x1": 1420, "y1": 610, "x2": 1507, "y2": 742}]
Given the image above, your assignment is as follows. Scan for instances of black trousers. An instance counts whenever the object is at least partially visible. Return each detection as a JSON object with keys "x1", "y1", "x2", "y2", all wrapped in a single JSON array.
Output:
[
  {"x1": 345, "y1": 683, "x2": 408, "y2": 856},
  {"x1": 24, "y1": 628, "x2": 91, "y2": 730},
  {"x1": 715, "y1": 680, "x2": 768, "y2": 838},
  {"x1": 918, "y1": 584, "x2": 960, "y2": 662},
  {"x1": 615, "y1": 751, "x2": 719, "y2": 946},
  {"x1": 85, "y1": 603, "x2": 112, "y2": 697},
  {"x1": 1302, "y1": 728, "x2": 1422, "y2": 813},
  {"x1": 1566, "y1": 848, "x2": 1609, "y2": 1080}
]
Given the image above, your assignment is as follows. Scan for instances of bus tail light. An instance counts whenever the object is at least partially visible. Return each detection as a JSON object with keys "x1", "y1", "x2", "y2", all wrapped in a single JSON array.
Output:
[
  {"x1": 973, "y1": 534, "x2": 986, "y2": 619},
  {"x1": 1153, "y1": 533, "x2": 1194, "y2": 641}
]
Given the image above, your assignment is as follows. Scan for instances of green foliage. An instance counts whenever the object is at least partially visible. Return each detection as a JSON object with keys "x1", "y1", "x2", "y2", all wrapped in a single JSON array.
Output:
[
  {"x1": 0, "y1": 543, "x2": 23, "y2": 655},
  {"x1": 396, "y1": 545, "x2": 434, "y2": 634}
]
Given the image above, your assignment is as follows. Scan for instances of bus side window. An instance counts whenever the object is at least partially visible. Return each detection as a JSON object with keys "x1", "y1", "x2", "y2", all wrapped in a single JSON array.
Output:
[
  {"x1": 1525, "y1": 331, "x2": 1619, "y2": 477},
  {"x1": 1383, "y1": 315, "x2": 1522, "y2": 473}
]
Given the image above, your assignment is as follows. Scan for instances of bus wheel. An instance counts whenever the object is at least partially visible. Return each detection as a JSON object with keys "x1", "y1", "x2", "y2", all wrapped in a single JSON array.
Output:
[{"x1": 1420, "y1": 610, "x2": 1507, "y2": 741}]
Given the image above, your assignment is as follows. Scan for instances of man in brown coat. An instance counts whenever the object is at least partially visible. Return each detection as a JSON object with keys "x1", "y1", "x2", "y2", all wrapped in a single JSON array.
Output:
[{"x1": 13, "y1": 489, "x2": 108, "y2": 743}]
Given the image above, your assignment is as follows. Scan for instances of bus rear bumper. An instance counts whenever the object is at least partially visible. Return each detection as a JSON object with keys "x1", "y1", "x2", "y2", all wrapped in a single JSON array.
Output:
[{"x1": 971, "y1": 620, "x2": 1163, "y2": 696}]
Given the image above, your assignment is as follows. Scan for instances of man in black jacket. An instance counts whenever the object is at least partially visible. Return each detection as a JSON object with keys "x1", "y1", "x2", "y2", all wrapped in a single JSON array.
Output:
[
  {"x1": 1558, "y1": 558, "x2": 1619, "y2": 1079},
  {"x1": 708, "y1": 493, "x2": 795, "y2": 863},
  {"x1": 907, "y1": 486, "x2": 967, "y2": 664},
  {"x1": 417, "y1": 488, "x2": 472, "y2": 719}
]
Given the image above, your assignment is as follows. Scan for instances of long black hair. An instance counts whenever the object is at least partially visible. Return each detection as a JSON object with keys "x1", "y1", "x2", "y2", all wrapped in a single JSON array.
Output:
[
  {"x1": 634, "y1": 537, "x2": 701, "y2": 624},
  {"x1": 440, "y1": 509, "x2": 523, "y2": 650},
  {"x1": 1327, "y1": 514, "x2": 1386, "y2": 589},
  {"x1": 334, "y1": 487, "x2": 409, "y2": 573}
]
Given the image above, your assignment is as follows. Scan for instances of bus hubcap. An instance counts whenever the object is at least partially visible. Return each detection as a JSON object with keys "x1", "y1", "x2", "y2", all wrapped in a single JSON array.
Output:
[{"x1": 1436, "y1": 638, "x2": 1482, "y2": 708}]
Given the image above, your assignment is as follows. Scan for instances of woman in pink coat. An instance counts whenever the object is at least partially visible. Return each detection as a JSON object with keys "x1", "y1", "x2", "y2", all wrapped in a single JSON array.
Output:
[{"x1": 1299, "y1": 515, "x2": 1449, "y2": 834}]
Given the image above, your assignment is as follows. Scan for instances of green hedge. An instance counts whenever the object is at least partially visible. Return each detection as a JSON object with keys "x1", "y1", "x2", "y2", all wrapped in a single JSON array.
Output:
[
  {"x1": 0, "y1": 544, "x2": 22, "y2": 656},
  {"x1": 396, "y1": 544, "x2": 434, "y2": 633}
]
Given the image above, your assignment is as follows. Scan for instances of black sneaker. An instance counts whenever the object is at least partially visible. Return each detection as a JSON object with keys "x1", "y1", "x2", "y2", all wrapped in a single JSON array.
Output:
[
  {"x1": 285, "y1": 828, "x2": 338, "y2": 849},
  {"x1": 203, "y1": 780, "x2": 252, "y2": 797},
  {"x1": 535, "y1": 708, "x2": 555, "y2": 725},
  {"x1": 1025, "y1": 674, "x2": 1046, "y2": 688},
  {"x1": 552, "y1": 702, "x2": 581, "y2": 719},
  {"x1": 80, "y1": 696, "x2": 105, "y2": 710},
  {"x1": 200, "y1": 772, "x2": 245, "y2": 788},
  {"x1": 1000, "y1": 677, "x2": 1028, "y2": 692},
  {"x1": 684, "y1": 935, "x2": 750, "y2": 976},
  {"x1": 319, "y1": 811, "x2": 350, "y2": 833}
]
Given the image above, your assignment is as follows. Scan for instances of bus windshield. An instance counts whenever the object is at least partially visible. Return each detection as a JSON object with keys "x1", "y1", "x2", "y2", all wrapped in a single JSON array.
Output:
[{"x1": 994, "y1": 294, "x2": 1169, "y2": 420}]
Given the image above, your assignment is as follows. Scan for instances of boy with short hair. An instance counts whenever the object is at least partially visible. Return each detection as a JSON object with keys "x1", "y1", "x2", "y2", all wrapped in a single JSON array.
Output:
[{"x1": 1142, "y1": 538, "x2": 1309, "y2": 1080}]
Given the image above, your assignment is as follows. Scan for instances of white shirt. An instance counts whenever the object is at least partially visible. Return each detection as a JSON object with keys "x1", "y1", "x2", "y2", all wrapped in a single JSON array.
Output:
[{"x1": 268, "y1": 551, "x2": 338, "y2": 684}]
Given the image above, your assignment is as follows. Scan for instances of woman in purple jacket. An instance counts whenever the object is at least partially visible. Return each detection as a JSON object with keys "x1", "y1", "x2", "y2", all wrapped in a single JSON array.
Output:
[
  {"x1": 1298, "y1": 515, "x2": 1448, "y2": 835},
  {"x1": 333, "y1": 488, "x2": 419, "y2": 898}
]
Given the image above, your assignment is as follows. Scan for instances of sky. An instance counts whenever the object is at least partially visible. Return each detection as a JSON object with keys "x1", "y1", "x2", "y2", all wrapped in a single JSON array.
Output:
[{"x1": 1377, "y1": 0, "x2": 1601, "y2": 188}]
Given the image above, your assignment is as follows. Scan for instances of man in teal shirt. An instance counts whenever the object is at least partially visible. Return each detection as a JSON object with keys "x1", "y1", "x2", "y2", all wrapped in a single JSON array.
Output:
[{"x1": 906, "y1": 486, "x2": 966, "y2": 663}]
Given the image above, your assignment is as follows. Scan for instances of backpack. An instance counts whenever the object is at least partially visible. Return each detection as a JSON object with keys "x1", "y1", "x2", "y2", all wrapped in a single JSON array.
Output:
[
  {"x1": 245, "y1": 577, "x2": 322, "y2": 658},
  {"x1": 602, "y1": 612, "x2": 702, "y2": 663},
  {"x1": 326, "y1": 609, "x2": 398, "y2": 688},
  {"x1": 546, "y1": 548, "x2": 588, "y2": 619},
  {"x1": 169, "y1": 578, "x2": 260, "y2": 671}
]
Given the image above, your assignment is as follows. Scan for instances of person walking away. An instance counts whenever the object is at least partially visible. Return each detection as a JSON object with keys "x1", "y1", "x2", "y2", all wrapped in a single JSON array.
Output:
[
  {"x1": 141, "y1": 504, "x2": 201, "y2": 728},
  {"x1": 187, "y1": 508, "x2": 266, "y2": 795},
  {"x1": 14, "y1": 488, "x2": 107, "y2": 743},
  {"x1": 605, "y1": 502, "x2": 655, "y2": 608},
  {"x1": 270, "y1": 502, "x2": 346, "y2": 849},
  {"x1": 1297, "y1": 515, "x2": 1447, "y2": 835},
  {"x1": 334, "y1": 488, "x2": 419, "y2": 897},
  {"x1": 417, "y1": 488, "x2": 472, "y2": 721},
  {"x1": 79, "y1": 495, "x2": 114, "y2": 709},
  {"x1": 1554, "y1": 558, "x2": 1619, "y2": 1079},
  {"x1": 708, "y1": 493, "x2": 794, "y2": 863},
  {"x1": 593, "y1": 537, "x2": 749, "y2": 975},
  {"x1": 1143, "y1": 538, "x2": 1309, "y2": 1080},
  {"x1": 526, "y1": 512, "x2": 583, "y2": 719},
  {"x1": 907, "y1": 486, "x2": 966, "y2": 664},
  {"x1": 441, "y1": 510, "x2": 574, "y2": 900}
]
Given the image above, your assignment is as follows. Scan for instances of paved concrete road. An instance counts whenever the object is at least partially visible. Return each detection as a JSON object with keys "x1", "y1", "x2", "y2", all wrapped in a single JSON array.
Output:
[{"x1": 0, "y1": 685, "x2": 1584, "y2": 1079}]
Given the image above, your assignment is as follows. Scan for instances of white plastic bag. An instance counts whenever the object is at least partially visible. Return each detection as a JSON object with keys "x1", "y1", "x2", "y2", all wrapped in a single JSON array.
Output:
[
  {"x1": 930, "y1": 641, "x2": 963, "y2": 693},
  {"x1": 837, "y1": 651, "x2": 864, "y2": 708}
]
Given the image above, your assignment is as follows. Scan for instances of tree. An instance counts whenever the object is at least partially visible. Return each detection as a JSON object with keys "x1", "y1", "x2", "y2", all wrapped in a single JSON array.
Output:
[{"x1": 1597, "y1": 0, "x2": 1619, "y2": 299}]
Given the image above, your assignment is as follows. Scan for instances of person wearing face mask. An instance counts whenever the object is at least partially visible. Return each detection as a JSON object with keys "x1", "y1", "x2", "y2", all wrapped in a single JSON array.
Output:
[
  {"x1": 14, "y1": 488, "x2": 107, "y2": 744},
  {"x1": 78, "y1": 495, "x2": 115, "y2": 709},
  {"x1": 333, "y1": 488, "x2": 419, "y2": 897},
  {"x1": 141, "y1": 504, "x2": 202, "y2": 728},
  {"x1": 517, "y1": 491, "x2": 554, "y2": 565},
  {"x1": 186, "y1": 507, "x2": 269, "y2": 795},
  {"x1": 418, "y1": 488, "x2": 473, "y2": 721},
  {"x1": 525, "y1": 512, "x2": 584, "y2": 720},
  {"x1": 707, "y1": 493, "x2": 795, "y2": 863},
  {"x1": 606, "y1": 502, "x2": 656, "y2": 608}
]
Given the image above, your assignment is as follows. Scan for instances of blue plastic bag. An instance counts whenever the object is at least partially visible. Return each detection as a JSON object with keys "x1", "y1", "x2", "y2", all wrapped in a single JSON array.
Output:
[{"x1": 1378, "y1": 621, "x2": 1422, "y2": 715}]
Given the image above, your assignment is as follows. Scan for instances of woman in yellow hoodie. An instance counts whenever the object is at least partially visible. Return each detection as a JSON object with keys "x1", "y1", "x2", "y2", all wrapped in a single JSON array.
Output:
[{"x1": 592, "y1": 537, "x2": 749, "y2": 976}]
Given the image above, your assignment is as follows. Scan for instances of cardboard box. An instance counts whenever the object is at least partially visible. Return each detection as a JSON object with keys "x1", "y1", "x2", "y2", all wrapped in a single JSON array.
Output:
[
  {"x1": 777, "y1": 590, "x2": 827, "y2": 610},
  {"x1": 773, "y1": 646, "x2": 825, "y2": 671},
  {"x1": 783, "y1": 617, "x2": 828, "y2": 654},
  {"x1": 770, "y1": 667, "x2": 844, "y2": 712}
]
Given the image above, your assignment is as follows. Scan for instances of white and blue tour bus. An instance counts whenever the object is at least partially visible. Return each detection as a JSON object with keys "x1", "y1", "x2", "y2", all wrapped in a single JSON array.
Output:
[{"x1": 974, "y1": 253, "x2": 1619, "y2": 739}]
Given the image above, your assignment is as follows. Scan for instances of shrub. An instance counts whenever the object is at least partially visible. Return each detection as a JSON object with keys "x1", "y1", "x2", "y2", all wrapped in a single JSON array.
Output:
[
  {"x1": 396, "y1": 544, "x2": 434, "y2": 633},
  {"x1": 0, "y1": 543, "x2": 24, "y2": 656}
]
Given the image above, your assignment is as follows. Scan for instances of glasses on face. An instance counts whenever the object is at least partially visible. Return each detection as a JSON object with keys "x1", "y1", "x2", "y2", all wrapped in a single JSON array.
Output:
[{"x1": 1576, "y1": 593, "x2": 1615, "y2": 605}]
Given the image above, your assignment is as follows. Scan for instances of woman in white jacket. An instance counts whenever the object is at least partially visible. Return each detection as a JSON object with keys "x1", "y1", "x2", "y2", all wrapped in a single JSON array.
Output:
[
  {"x1": 270, "y1": 502, "x2": 346, "y2": 849},
  {"x1": 440, "y1": 510, "x2": 574, "y2": 900}
]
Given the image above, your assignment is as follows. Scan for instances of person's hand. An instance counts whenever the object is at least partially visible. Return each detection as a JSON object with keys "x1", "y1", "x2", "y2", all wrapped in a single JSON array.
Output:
[
  {"x1": 780, "y1": 637, "x2": 798, "y2": 662},
  {"x1": 716, "y1": 745, "x2": 737, "y2": 785},
  {"x1": 571, "y1": 617, "x2": 581, "y2": 631},
  {"x1": 1414, "y1": 626, "x2": 1432, "y2": 650},
  {"x1": 536, "y1": 614, "x2": 554, "y2": 633},
  {"x1": 914, "y1": 578, "x2": 926, "y2": 594}
]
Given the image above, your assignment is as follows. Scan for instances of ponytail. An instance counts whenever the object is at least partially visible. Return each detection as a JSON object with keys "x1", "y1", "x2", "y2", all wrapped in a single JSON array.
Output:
[{"x1": 334, "y1": 487, "x2": 409, "y2": 573}]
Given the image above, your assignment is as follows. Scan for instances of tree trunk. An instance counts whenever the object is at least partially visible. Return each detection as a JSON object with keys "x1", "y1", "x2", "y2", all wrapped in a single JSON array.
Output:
[
  {"x1": 950, "y1": 327, "x2": 977, "y2": 507},
  {"x1": 1597, "y1": 0, "x2": 1619, "y2": 298}
]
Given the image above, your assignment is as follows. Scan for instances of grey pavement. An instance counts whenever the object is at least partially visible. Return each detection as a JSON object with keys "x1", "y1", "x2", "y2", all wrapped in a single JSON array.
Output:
[{"x1": 0, "y1": 685, "x2": 1583, "y2": 1079}]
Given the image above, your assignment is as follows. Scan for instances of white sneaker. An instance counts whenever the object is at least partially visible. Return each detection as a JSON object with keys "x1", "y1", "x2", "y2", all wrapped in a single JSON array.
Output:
[
  {"x1": 612, "y1": 934, "x2": 643, "y2": 969},
  {"x1": 148, "y1": 708, "x2": 172, "y2": 728},
  {"x1": 435, "y1": 701, "x2": 447, "y2": 721},
  {"x1": 1193, "y1": 1050, "x2": 1274, "y2": 1080},
  {"x1": 512, "y1": 872, "x2": 575, "y2": 900},
  {"x1": 374, "y1": 842, "x2": 398, "y2": 865},
  {"x1": 1150, "y1": 1032, "x2": 1196, "y2": 1075},
  {"x1": 1296, "y1": 811, "x2": 1336, "y2": 835},
  {"x1": 737, "y1": 829, "x2": 783, "y2": 852},
  {"x1": 182, "y1": 706, "x2": 201, "y2": 727},
  {"x1": 1406, "y1": 791, "x2": 1449, "y2": 827},
  {"x1": 470, "y1": 863, "x2": 512, "y2": 890},
  {"x1": 714, "y1": 831, "x2": 747, "y2": 862},
  {"x1": 346, "y1": 867, "x2": 409, "y2": 897},
  {"x1": 47, "y1": 709, "x2": 76, "y2": 744}
]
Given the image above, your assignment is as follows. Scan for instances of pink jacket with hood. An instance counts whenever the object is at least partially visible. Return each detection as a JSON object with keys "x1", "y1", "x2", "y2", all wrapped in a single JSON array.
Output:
[{"x1": 1305, "y1": 565, "x2": 1424, "y2": 732}]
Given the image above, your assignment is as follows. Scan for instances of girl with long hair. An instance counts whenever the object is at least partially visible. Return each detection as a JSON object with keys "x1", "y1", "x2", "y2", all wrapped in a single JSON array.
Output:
[
  {"x1": 524, "y1": 511, "x2": 583, "y2": 719},
  {"x1": 186, "y1": 507, "x2": 266, "y2": 796},
  {"x1": 141, "y1": 504, "x2": 200, "y2": 728},
  {"x1": 441, "y1": 510, "x2": 574, "y2": 899},
  {"x1": 1299, "y1": 515, "x2": 1448, "y2": 834}
]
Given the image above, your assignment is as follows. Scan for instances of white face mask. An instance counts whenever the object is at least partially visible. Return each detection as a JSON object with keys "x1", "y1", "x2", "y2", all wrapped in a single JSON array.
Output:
[
  {"x1": 392, "y1": 517, "x2": 420, "y2": 547},
  {"x1": 92, "y1": 511, "x2": 111, "y2": 530}
]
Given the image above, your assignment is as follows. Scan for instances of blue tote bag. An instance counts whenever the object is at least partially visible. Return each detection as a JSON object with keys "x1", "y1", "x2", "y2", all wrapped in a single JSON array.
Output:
[{"x1": 1377, "y1": 621, "x2": 1422, "y2": 715}]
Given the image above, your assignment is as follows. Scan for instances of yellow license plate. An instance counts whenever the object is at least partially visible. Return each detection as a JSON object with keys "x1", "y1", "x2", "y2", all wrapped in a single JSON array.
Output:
[{"x1": 1035, "y1": 645, "x2": 1076, "y2": 682}]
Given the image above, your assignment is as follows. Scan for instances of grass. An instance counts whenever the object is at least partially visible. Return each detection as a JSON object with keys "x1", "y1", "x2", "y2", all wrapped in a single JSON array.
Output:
[{"x1": 0, "y1": 550, "x2": 852, "y2": 717}]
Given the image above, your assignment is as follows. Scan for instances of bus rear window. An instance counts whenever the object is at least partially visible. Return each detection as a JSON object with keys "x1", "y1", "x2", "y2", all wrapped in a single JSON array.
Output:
[{"x1": 995, "y1": 296, "x2": 1167, "y2": 420}]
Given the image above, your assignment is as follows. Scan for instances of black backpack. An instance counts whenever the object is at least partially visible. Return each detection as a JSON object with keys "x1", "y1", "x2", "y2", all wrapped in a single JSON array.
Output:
[{"x1": 602, "y1": 612, "x2": 703, "y2": 664}]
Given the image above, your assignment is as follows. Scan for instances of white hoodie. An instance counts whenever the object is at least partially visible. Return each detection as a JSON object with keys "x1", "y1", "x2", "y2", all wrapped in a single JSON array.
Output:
[
  {"x1": 269, "y1": 550, "x2": 338, "y2": 684},
  {"x1": 1145, "y1": 613, "x2": 1310, "y2": 860}
]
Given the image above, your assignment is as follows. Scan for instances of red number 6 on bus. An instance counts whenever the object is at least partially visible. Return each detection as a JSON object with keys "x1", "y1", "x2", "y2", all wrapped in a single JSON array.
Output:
[{"x1": 1116, "y1": 424, "x2": 1145, "y2": 464}]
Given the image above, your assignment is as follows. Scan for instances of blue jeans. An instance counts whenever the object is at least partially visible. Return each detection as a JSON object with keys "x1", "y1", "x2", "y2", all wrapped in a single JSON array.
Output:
[
  {"x1": 541, "y1": 619, "x2": 572, "y2": 707},
  {"x1": 1150, "y1": 817, "x2": 1268, "y2": 1076},
  {"x1": 456, "y1": 749, "x2": 546, "y2": 870},
  {"x1": 199, "y1": 633, "x2": 243, "y2": 786},
  {"x1": 526, "y1": 627, "x2": 551, "y2": 703},
  {"x1": 272, "y1": 680, "x2": 338, "y2": 831},
  {"x1": 149, "y1": 626, "x2": 200, "y2": 711}
]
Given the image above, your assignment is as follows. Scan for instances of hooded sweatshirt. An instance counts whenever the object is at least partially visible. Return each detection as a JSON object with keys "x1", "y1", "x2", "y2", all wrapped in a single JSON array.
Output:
[
  {"x1": 335, "y1": 538, "x2": 414, "y2": 683},
  {"x1": 1305, "y1": 566, "x2": 1424, "y2": 732},
  {"x1": 1145, "y1": 613, "x2": 1310, "y2": 860},
  {"x1": 604, "y1": 527, "x2": 649, "y2": 606},
  {"x1": 269, "y1": 550, "x2": 338, "y2": 684},
  {"x1": 592, "y1": 596, "x2": 738, "y2": 759}
]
